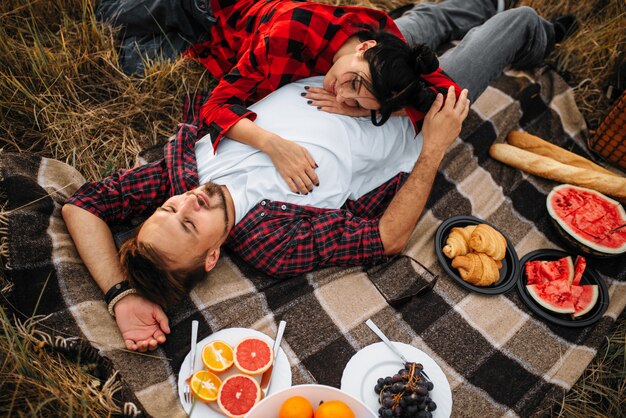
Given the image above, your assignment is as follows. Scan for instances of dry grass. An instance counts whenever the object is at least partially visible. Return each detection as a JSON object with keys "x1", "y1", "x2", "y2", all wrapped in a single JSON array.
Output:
[{"x1": 0, "y1": 0, "x2": 624, "y2": 416}]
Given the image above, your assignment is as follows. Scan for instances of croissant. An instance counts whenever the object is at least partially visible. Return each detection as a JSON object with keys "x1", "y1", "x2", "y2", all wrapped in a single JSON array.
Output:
[
  {"x1": 451, "y1": 253, "x2": 501, "y2": 286},
  {"x1": 468, "y1": 224, "x2": 507, "y2": 261},
  {"x1": 443, "y1": 225, "x2": 477, "y2": 259}
]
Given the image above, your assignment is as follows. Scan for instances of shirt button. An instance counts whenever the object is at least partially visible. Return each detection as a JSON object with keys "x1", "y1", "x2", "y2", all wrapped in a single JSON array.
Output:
[
  {"x1": 281, "y1": 205, "x2": 287, "y2": 210},
  {"x1": 260, "y1": 212, "x2": 266, "y2": 217},
  {"x1": 261, "y1": 201, "x2": 266, "y2": 206}
]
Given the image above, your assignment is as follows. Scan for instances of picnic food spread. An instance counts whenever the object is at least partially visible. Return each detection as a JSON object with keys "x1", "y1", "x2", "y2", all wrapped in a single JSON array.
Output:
[
  {"x1": 524, "y1": 255, "x2": 598, "y2": 318},
  {"x1": 489, "y1": 131, "x2": 626, "y2": 200},
  {"x1": 374, "y1": 362, "x2": 436, "y2": 418},
  {"x1": 192, "y1": 337, "x2": 274, "y2": 417},
  {"x1": 547, "y1": 184, "x2": 626, "y2": 256},
  {"x1": 443, "y1": 224, "x2": 507, "y2": 286}
]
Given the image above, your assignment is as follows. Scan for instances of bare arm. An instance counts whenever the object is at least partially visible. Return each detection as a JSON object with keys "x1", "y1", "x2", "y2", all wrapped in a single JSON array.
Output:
[
  {"x1": 379, "y1": 86, "x2": 470, "y2": 254},
  {"x1": 61, "y1": 204, "x2": 170, "y2": 351}
]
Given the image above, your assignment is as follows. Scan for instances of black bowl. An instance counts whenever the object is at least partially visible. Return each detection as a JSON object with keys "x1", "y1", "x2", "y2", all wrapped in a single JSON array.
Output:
[
  {"x1": 435, "y1": 216, "x2": 519, "y2": 295},
  {"x1": 516, "y1": 249, "x2": 609, "y2": 328}
]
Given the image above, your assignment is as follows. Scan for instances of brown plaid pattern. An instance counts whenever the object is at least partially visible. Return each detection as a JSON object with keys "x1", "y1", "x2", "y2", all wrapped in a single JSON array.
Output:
[{"x1": 2, "y1": 69, "x2": 625, "y2": 417}]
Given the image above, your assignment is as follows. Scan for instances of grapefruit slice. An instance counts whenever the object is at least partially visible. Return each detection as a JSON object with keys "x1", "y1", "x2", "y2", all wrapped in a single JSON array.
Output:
[
  {"x1": 217, "y1": 374, "x2": 261, "y2": 418},
  {"x1": 233, "y1": 337, "x2": 273, "y2": 375},
  {"x1": 190, "y1": 370, "x2": 222, "y2": 403},
  {"x1": 202, "y1": 340, "x2": 234, "y2": 372}
]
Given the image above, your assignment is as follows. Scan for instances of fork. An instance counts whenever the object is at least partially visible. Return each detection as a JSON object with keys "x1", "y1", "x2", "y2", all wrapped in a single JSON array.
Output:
[{"x1": 184, "y1": 320, "x2": 199, "y2": 404}]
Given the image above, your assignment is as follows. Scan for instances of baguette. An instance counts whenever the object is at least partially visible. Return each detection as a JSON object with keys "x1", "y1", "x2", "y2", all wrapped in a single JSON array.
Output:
[
  {"x1": 489, "y1": 143, "x2": 626, "y2": 200},
  {"x1": 507, "y1": 131, "x2": 618, "y2": 177}
]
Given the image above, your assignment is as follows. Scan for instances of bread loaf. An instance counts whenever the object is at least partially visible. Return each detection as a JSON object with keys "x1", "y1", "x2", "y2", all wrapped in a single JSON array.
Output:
[
  {"x1": 489, "y1": 144, "x2": 626, "y2": 200},
  {"x1": 507, "y1": 131, "x2": 618, "y2": 176}
]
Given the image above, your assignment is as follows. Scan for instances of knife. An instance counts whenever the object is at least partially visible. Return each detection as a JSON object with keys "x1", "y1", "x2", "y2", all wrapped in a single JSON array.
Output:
[{"x1": 260, "y1": 320, "x2": 286, "y2": 397}]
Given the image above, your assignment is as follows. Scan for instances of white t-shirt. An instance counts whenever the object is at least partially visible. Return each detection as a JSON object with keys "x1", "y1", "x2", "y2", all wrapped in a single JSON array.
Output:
[{"x1": 196, "y1": 76, "x2": 422, "y2": 224}]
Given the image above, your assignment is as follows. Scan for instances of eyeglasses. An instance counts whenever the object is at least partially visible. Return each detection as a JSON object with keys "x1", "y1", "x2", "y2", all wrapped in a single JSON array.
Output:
[{"x1": 369, "y1": 254, "x2": 439, "y2": 309}]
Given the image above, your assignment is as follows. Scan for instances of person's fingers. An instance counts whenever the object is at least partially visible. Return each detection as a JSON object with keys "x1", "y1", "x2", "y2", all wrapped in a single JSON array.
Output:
[
  {"x1": 136, "y1": 340, "x2": 149, "y2": 352},
  {"x1": 305, "y1": 166, "x2": 319, "y2": 187},
  {"x1": 285, "y1": 177, "x2": 298, "y2": 193},
  {"x1": 462, "y1": 96, "x2": 471, "y2": 119},
  {"x1": 125, "y1": 339, "x2": 138, "y2": 351},
  {"x1": 444, "y1": 86, "x2": 456, "y2": 110},
  {"x1": 153, "y1": 329, "x2": 167, "y2": 344},
  {"x1": 455, "y1": 89, "x2": 469, "y2": 110},
  {"x1": 426, "y1": 93, "x2": 444, "y2": 118},
  {"x1": 293, "y1": 176, "x2": 309, "y2": 194},
  {"x1": 155, "y1": 309, "x2": 170, "y2": 334},
  {"x1": 147, "y1": 338, "x2": 159, "y2": 351}
]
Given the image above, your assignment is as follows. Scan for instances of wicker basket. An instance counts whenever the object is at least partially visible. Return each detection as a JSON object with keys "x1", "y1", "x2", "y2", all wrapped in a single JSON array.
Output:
[{"x1": 588, "y1": 91, "x2": 626, "y2": 170}]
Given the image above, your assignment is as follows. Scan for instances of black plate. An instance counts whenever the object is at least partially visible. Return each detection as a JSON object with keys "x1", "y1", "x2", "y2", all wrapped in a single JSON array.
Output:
[
  {"x1": 516, "y1": 249, "x2": 609, "y2": 328},
  {"x1": 435, "y1": 215, "x2": 520, "y2": 295}
]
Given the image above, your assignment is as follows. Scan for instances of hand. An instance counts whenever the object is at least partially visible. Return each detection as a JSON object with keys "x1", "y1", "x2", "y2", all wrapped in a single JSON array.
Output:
[
  {"x1": 421, "y1": 86, "x2": 470, "y2": 156},
  {"x1": 302, "y1": 86, "x2": 371, "y2": 117},
  {"x1": 263, "y1": 135, "x2": 319, "y2": 194},
  {"x1": 114, "y1": 294, "x2": 170, "y2": 352}
]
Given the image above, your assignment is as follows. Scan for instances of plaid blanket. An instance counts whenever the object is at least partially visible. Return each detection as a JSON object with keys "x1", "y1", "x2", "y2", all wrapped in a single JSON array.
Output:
[{"x1": 1, "y1": 68, "x2": 625, "y2": 418}]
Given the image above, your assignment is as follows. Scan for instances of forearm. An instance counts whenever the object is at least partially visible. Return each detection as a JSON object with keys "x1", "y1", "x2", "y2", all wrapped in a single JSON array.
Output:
[
  {"x1": 61, "y1": 203, "x2": 124, "y2": 293},
  {"x1": 378, "y1": 148, "x2": 445, "y2": 254},
  {"x1": 225, "y1": 117, "x2": 279, "y2": 152}
]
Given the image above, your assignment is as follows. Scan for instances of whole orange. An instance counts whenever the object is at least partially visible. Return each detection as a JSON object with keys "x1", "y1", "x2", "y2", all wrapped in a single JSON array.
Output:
[
  {"x1": 313, "y1": 400, "x2": 355, "y2": 418},
  {"x1": 279, "y1": 395, "x2": 314, "y2": 418}
]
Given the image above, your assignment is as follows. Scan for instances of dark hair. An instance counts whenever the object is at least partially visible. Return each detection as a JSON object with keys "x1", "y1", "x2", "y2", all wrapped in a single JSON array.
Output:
[
  {"x1": 357, "y1": 31, "x2": 439, "y2": 126},
  {"x1": 119, "y1": 236, "x2": 206, "y2": 307}
]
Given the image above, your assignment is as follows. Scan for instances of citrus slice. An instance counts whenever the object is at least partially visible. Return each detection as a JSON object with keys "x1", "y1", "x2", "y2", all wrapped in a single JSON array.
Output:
[
  {"x1": 279, "y1": 395, "x2": 314, "y2": 418},
  {"x1": 189, "y1": 370, "x2": 222, "y2": 403},
  {"x1": 217, "y1": 374, "x2": 261, "y2": 418},
  {"x1": 202, "y1": 340, "x2": 234, "y2": 372},
  {"x1": 233, "y1": 337, "x2": 273, "y2": 375}
]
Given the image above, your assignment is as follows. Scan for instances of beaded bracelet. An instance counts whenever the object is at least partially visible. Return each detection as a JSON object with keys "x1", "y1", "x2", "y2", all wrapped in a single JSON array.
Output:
[
  {"x1": 107, "y1": 288, "x2": 138, "y2": 317},
  {"x1": 104, "y1": 281, "x2": 130, "y2": 305}
]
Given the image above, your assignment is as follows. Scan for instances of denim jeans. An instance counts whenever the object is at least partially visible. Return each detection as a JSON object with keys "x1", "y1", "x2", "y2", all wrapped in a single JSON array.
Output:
[
  {"x1": 394, "y1": 0, "x2": 555, "y2": 101},
  {"x1": 96, "y1": 0, "x2": 216, "y2": 74}
]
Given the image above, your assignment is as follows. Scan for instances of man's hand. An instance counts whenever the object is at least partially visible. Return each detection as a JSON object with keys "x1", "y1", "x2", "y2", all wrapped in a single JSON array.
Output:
[
  {"x1": 302, "y1": 86, "x2": 371, "y2": 117},
  {"x1": 263, "y1": 135, "x2": 319, "y2": 194},
  {"x1": 421, "y1": 86, "x2": 471, "y2": 156},
  {"x1": 114, "y1": 294, "x2": 170, "y2": 352}
]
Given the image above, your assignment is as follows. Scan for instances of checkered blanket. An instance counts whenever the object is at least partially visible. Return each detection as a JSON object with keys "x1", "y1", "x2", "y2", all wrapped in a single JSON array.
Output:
[{"x1": 1, "y1": 68, "x2": 625, "y2": 418}]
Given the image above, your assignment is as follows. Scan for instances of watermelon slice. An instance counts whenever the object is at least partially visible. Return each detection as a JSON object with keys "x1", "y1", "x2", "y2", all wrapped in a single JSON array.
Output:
[
  {"x1": 525, "y1": 256, "x2": 574, "y2": 285},
  {"x1": 547, "y1": 184, "x2": 626, "y2": 256},
  {"x1": 570, "y1": 284, "x2": 598, "y2": 318},
  {"x1": 524, "y1": 255, "x2": 597, "y2": 319},
  {"x1": 570, "y1": 256, "x2": 586, "y2": 286}
]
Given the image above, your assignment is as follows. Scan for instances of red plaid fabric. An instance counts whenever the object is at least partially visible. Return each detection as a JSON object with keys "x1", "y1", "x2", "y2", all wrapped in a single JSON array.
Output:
[
  {"x1": 66, "y1": 94, "x2": 405, "y2": 277},
  {"x1": 187, "y1": 0, "x2": 460, "y2": 148}
]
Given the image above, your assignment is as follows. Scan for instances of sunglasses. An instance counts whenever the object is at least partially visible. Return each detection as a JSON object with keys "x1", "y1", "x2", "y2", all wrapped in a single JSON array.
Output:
[{"x1": 369, "y1": 254, "x2": 439, "y2": 308}]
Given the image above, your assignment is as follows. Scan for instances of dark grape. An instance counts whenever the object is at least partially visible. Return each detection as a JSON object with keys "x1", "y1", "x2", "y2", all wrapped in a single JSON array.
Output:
[
  {"x1": 425, "y1": 381, "x2": 434, "y2": 391},
  {"x1": 375, "y1": 385, "x2": 382, "y2": 394},
  {"x1": 415, "y1": 385, "x2": 428, "y2": 396},
  {"x1": 378, "y1": 377, "x2": 385, "y2": 386},
  {"x1": 406, "y1": 405, "x2": 418, "y2": 414},
  {"x1": 426, "y1": 400, "x2": 437, "y2": 411},
  {"x1": 391, "y1": 382, "x2": 405, "y2": 393},
  {"x1": 381, "y1": 408, "x2": 393, "y2": 418},
  {"x1": 382, "y1": 389, "x2": 392, "y2": 397},
  {"x1": 382, "y1": 397, "x2": 394, "y2": 408},
  {"x1": 392, "y1": 374, "x2": 403, "y2": 383},
  {"x1": 384, "y1": 376, "x2": 393, "y2": 385}
]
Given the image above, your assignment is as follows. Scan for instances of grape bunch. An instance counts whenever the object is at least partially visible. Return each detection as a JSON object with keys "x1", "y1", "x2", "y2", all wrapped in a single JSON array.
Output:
[{"x1": 374, "y1": 362, "x2": 437, "y2": 418}]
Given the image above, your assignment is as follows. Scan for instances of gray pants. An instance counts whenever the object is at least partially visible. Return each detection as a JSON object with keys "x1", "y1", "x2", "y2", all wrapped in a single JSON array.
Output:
[
  {"x1": 96, "y1": 0, "x2": 215, "y2": 74},
  {"x1": 395, "y1": 0, "x2": 554, "y2": 101}
]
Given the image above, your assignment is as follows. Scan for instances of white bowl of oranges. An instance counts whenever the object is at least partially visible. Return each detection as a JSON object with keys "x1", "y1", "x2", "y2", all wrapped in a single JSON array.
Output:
[{"x1": 247, "y1": 384, "x2": 377, "y2": 418}]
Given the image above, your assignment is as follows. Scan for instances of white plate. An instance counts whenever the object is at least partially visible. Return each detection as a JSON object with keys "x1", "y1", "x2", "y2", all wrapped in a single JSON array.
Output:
[
  {"x1": 340, "y1": 342, "x2": 452, "y2": 417},
  {"x1": 177, "y1": 327, "x2": 292, "y2": 416},
  {"x1": 247, "y1": 384, "x2": 377, "y2": 417}
]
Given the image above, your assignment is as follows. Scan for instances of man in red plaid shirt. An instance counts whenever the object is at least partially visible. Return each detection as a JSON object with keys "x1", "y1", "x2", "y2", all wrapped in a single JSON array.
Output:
[{"x1": 69, "y1": 0, "x2": 562, "y2": 350}]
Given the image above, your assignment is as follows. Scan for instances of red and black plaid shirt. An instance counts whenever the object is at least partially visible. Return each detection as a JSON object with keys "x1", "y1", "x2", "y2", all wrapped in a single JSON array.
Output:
[
  {"x1": 67, "y1": 94, "x2": 407, "y2": 277},
  {"x1": 187, "y1": 0, "x2": 460, "y2": 148}
]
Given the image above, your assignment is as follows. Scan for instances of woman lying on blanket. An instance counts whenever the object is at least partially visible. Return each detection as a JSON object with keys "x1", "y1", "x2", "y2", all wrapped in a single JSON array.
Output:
[{"x1": 98, "y1": 0, "x2": 464, "y2": 193}]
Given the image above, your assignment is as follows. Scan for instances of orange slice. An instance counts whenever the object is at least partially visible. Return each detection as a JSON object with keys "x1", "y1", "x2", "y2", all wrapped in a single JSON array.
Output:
[
  {"x1": 202, "y1": 340, "x2": 234, "y2": 372},
  {"x1": 190, "y1": 370, "x2": 222, "y2": 403}
]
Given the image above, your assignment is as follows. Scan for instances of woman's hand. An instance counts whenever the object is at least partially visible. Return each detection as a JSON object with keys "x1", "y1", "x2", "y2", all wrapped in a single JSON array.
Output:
[
  {"x1": 302, "y1": 86, "x2": 371, "y2": 117},
  {"x1": 263, "y1": 134, "x2": 319, "y2": 194}
]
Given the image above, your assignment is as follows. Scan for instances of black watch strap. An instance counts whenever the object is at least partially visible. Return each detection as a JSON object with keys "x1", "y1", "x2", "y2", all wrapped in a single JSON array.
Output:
[{"x1": 104, "y1": 281, "x2": 131, "y2": 305}]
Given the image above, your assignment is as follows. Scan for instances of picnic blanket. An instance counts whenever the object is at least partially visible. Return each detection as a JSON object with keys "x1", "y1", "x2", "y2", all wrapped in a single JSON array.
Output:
[{"x1": 1, "y1": 67, "x2": 625, "y2": 418}]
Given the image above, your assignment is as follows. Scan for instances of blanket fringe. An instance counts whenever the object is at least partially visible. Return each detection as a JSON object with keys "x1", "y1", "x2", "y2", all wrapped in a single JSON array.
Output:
[{"x1": 0, "y1": 177, "x2": 10, "y2": 270}]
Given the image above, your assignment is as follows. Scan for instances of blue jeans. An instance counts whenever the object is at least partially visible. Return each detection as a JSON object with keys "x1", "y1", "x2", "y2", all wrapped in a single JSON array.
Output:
[{"x1": 394, "y1": 0, "x2": 555, "y2": 101}]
